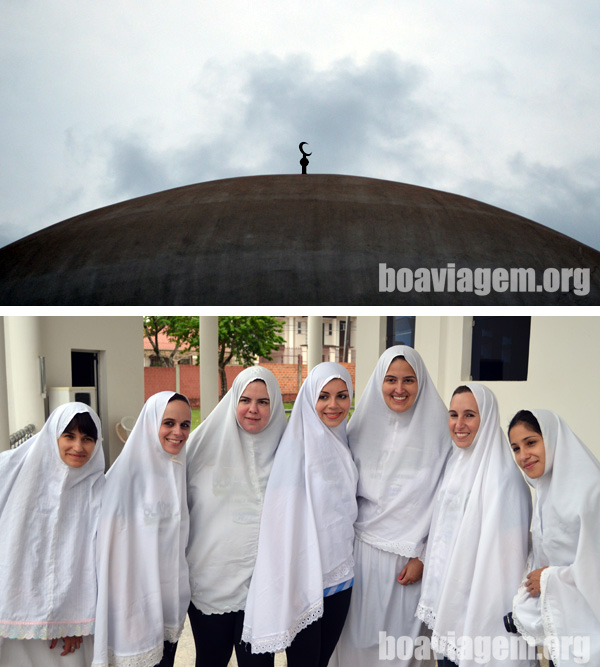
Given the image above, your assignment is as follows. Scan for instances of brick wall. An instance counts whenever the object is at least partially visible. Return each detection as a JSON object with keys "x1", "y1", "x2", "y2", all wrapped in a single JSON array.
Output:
[{"x1": 144, "y1": 362, "x2": 356, "y2": 405}]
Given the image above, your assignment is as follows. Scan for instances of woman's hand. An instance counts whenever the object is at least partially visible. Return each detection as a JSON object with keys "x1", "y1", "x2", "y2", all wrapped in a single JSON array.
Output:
[
  {"x1": 524, "y1": 567, "x2": 548, "y2": 597},
  {"x1": 49, "y1": 636, "x2": 83, "y2": 656},
  {"x1": 397, "y1": 557, "x2": 424, "y2": 586}
]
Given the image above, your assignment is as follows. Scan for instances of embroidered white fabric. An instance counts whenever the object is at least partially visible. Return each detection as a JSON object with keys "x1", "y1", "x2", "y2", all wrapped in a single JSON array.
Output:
[
  {"x1": 92, "y1": 392, "x2": 191, "y2": 667},
  {"x1": 0, "y1": 403, "x2": 105, "y2": 643},
  {"x1": 186, "y1": 366, "x2": 287, "y2": 616},
  {"x1": 417, "y1": 384, "x2": 532, "y2": 667},
  {"x1": 512, "y1": 410, "x2": 600, "y2": 666},
  {"x1": 242, "y1": 363, "x2": 358, "y2": 653},
  {"x1": 330, "y1": 347, "x2": 450, "y2": 666},
  {"x1": 348, "y1": 346, "x2": 452, "y2": 559}
]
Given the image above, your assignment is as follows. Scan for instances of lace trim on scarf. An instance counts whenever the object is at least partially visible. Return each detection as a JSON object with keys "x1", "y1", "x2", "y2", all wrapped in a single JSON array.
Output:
[
  {"x1": 539, "y1": 567, "x2": 559, "y2": 666},
  {"x1": 415, "y1": 602, "x2": 435, "y2": 630},
  {"x1": 510, "y1": 584, "x2": 546, "y2": 649},
  {"x1": 240, "y1": 600, "x2": 324, "y2": 654},
  {"x1": 416, "y1": 603, "x2": 463, "y2": 662},
  {"x1": 164, "y1": 623, "x2": 184, "y2": 644},
  {"x1": 322, "y1": 555, "x2": 354, "y2": 589},
  {"x1": 0, "y1": 618, "x2": 94, "y2": 640},
  {"x1": 355, "y1": 530, "x2": 420, "y2": 558},
  {"x1": 190, "y1": 600, "x2": 245, "y2": 615},
  {"x1": 93, "y1": 643, "x2": 164, "y2": 667}
]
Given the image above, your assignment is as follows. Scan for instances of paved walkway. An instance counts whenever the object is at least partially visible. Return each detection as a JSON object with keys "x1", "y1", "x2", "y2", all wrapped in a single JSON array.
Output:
[{"x1": 175, "y1": 618, "x2": 287, "y2": 667}]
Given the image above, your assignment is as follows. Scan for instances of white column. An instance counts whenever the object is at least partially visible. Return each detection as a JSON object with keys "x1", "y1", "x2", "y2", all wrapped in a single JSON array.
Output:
[
  {"x1": 199, "y1": 316, "x2": 219, "y2": 421},
  {"x1": 355, "y1": 316, "x2": 386, "y2": 401},
  {"x1": 0, "y1": 318, "x2": 10, "y2": 451},
  {"x1": 307, "y1": 316, "x2": 323, "y2": 372}
]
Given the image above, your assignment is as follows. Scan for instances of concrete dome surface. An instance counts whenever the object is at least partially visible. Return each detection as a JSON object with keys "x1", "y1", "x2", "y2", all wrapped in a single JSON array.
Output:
[{"x1": 0, "y1": 174, "x2": 598, "y2": 305}]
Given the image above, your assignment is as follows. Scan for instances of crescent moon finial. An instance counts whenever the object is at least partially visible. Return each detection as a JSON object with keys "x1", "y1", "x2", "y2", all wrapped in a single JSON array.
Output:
[
  {"x1": 299, "y1": 141, "x2": 312, "y2": 157},
  {"x1": 299, "y1": 142, "x2": 312, "y2": 174}
]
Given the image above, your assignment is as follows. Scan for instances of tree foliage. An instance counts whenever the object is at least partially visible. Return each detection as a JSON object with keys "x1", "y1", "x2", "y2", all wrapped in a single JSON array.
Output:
[
  {"x1": 143, "y1": 316, "x2": 284, "y2": 397},
  {"x1": 218, "y1": 316, "x2": 285, "y2": 396},
  {"x1": 143, "y1": 316, "x2": 198, "y2": 366}
]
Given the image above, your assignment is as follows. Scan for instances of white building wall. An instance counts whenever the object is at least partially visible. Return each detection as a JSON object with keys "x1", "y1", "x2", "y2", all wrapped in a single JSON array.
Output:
[
  {"x1": 39, "y1": 317, "x2": 144, "y2": 465},
  {"x1": 415, "y1": 315, "x2": 599, "y2": 461},
  {"x1": 4, "y1": 316, "x2": 46, "y2": 435}
]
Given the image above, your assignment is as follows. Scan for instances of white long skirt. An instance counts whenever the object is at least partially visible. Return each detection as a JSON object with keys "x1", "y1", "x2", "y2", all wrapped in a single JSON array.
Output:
[
  {"x1": 329, "y1": 538, "x2": 434, "y2": 667},
  {"x1": 0, "y1": 636, "x2": 94, "y2": 666}
]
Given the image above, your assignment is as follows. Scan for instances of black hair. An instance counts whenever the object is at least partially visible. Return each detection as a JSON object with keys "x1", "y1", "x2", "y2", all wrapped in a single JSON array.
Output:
[
  {"x1": 451, "y1": 385, "x2": 472, "y2": 397},
  {"x1": 168, "y1": 393, "x2": 190, "y2": 405},
  {"x1": 62, "y1": 412, "x2": 98, "y2": 441},
  {"x1": 508, "y1": 410, "x2": 542, "y2": 436}
]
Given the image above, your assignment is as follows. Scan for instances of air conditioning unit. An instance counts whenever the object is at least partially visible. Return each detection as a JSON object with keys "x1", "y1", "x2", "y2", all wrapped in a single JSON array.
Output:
[{"x1": 48, "y1": 387, "x2": 98, "y2": 414}]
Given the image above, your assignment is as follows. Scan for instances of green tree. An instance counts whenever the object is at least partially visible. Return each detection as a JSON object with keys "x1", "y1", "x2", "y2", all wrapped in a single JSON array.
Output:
[
  {"x1": 143, "y1": 316, "x2": 284, "y2": 398},
  {"x1": 218, "y1": 316, "x2": 285, "y2": 397},
  {"x1": 143, "y1": 316, "x2": 199, "y2": 366}
]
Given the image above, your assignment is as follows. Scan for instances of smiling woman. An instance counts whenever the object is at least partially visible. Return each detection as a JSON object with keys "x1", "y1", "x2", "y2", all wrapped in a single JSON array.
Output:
[
  {"x1": 92, "y1": 391, "x2": 192, "y2": 667},
  {"x1": 242, "y1": 362, "x2": 358, "y2": 667},
  {"x1": 0, "y1": 403, "x2": 104, "y2": 667},
  {"x1": 185, "y1": 367, "x2": 287, "y2": 667},
  {"x1": 417, "y1": 385, "x2": 532, "y2": 667},
  {"x1": 508, "y1": 410, "x2": 600, "y2": 666},
  {"x1": 158, "y1": 400, "x2": 192, "y2": 455}
]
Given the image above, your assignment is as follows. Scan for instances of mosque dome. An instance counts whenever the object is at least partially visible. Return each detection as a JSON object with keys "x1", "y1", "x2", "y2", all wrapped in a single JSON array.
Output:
[{"x1": 0, "y1": 174, "x2": 598, "y2": 305}]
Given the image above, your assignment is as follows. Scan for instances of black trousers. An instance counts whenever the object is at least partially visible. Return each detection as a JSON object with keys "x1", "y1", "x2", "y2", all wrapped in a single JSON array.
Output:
[
  {"x1": 155, "y1": 641, "x2": 178, "y2": 667},
  {"x1": 285, "y1": 587, "x2": 352, "y2": 667},
  {"x1": 187, "y1": 603, "x2": 274, "y2": 667}
]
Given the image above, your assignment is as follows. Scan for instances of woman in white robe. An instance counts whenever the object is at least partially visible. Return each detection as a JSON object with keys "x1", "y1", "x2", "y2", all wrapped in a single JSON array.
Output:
[
  {"x1": 417, "y1": 384, "x2": 532, "y2": 667},
  {"x1": 242, "y1": 362, "x2": 358, "y2": 667},
  {"x1": 330, "y1": 345, "x2": 451, "y2": 667},
  {"x1": 0, "y1": 402, "x2": 105, "y2": 667},
  {"x1": 185, "y1": 366, "x2": 287, "y2": 667},
  {"x1": 509, "y1": 409, "x2": 600, "y2": 667},
  {"x1": 92, "y1": 392, "x2": 192, "y2": 667}
]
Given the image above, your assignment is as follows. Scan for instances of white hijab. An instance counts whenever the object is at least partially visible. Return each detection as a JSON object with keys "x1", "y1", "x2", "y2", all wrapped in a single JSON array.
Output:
[
  {"x1": 186, "y1": 366, "x2": 287, "y2": 614},
  {"x1": 349, "y1": 345, "x2": 451, "y2": 557},
  {"x1": 417, "y1": 384, "x2": 532, "y2": 666},
  {"x1": 0, "y1": 403, "x2": 104, "y2": 641},
  {"x1": 512, "y1": 410, "x2": 600, "y2": 667},
  {"x1": 242, "y1": 363, "x2": 359, "y2": 654},
  {"x1": 92, "y1": 392, "x2": 191, "y2": 667}
]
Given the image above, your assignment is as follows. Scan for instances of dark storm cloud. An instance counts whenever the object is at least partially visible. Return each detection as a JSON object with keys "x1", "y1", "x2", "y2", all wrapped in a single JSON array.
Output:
[
  {"x1": 508, "y1": 153, "x2": 600, "y2": 251},
  {"x1": 103, "y1": 52, "x2": 431, "y2": 201}
]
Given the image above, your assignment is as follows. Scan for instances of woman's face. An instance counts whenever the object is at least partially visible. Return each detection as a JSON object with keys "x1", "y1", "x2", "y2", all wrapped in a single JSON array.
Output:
[
  {"x1": 58, "y1": 427, "x2": 96, "y2": 467},
  {"x1": 237, "y1": 380, "x2": 271, "y2": 434},
  {"x1": 159, "y1": 400, "x2": 192, "y2": 455},
  {"x1": 382, "y1": 358, "x2": 418, "y2": 413},
  {"x1": 448, "y1": 391, "x2": 481, "y2": 449},
  {"x1": 315, "y1": 378, "x2": 351, "y2": 428},
  {"x1": 509, "y1": 423, "x2": 546, "y2": 478}
]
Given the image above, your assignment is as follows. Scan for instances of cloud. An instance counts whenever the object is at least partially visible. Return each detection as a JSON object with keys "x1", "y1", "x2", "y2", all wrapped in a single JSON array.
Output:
[{"x1": 99, "y1": 51, "x2": 432, "y2": 201}]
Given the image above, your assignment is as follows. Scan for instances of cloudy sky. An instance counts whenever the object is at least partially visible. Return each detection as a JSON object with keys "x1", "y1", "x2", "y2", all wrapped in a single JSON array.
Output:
[{"x1": 2, "y1": 0, "x2": 599, "y2": 251}]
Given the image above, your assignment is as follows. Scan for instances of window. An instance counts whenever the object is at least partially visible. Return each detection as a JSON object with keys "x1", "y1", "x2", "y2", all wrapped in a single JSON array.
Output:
[
  {"x1": 386, "y1": 316, "x2": 415, "y2": 348},
  {"x1": 297, "y1": 321, "x2": 303, "y2": 335},
  {"x1": 470, "y1": 317, "x2": 531, "y2": 381}
]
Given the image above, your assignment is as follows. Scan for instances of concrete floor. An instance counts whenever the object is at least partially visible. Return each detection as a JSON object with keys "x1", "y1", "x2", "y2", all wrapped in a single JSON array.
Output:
[{"x1": 174, "y1": 618, "x2": 287, "y2": 667}]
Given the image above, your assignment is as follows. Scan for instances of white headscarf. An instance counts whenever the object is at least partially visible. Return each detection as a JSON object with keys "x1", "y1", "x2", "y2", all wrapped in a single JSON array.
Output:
[
  {"x1": 186, "y1": 366, "x2": 287, "y2": 614},
  {"x1": 92, "y1": 392, "x2": 191, "y2": 667},
  {"x1": 349, "y1": 345, "x2": 451, "y2": 557},
  {"x1": 0, "y1": 403, "x2": 104, "y2": 641},
  {"x1": 242, "y1": 362, "x2": 359, "y2": 654},
  {"x1": 512, "y1": 410, "x2": 600, "y2": 667},
  {"x1": 417, "y1": 384, "x2": 532, "y2": 666}
]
